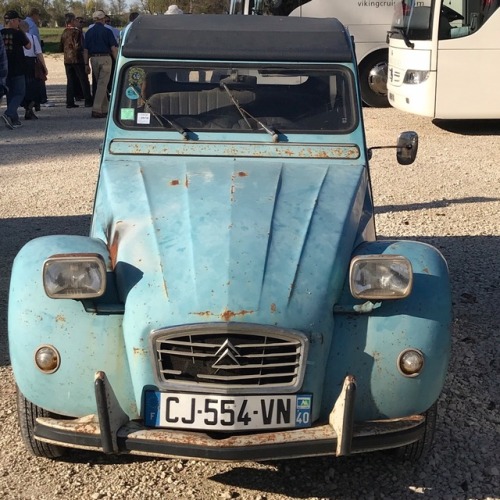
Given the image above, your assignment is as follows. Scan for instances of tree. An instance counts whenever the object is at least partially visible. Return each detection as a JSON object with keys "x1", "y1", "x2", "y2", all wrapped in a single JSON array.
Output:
[
  {"x1": 108, "y1": 0, "x2": 127, "y2": 15},
  {"x1": 140, "y1": 0, "x2": 168, "y2": 15},
  {"x1": 189, "y1": 0, "x2": 227, "y2": 14},
  {"x1": 49, "y1": 0, "x2": 70, "y2": 26}
]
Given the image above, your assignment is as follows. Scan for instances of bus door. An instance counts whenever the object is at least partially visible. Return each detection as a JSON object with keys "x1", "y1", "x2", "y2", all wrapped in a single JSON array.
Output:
[{"x1": 435, "y1": 0, "x2": 500, "y2": 118}]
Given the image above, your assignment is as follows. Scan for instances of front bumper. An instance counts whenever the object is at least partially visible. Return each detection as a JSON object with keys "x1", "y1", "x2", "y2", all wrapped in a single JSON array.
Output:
[{"x1": 33, "y1": 372, "x2": 426, "y2": 461}]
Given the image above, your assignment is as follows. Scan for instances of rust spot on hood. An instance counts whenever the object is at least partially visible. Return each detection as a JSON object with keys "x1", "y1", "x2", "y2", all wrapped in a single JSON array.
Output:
[
  {"x1": 191, "y1": 311, "x2": 213, "y2": 317},
  {"x1": 190, "y1": 309, "x2": 255, "y2": 321},
  {"x1": 107, "y1": 223, "x2": 122, "y2": 270},
  {"x1": 220, "y1": 309, "x2": 254, "y2": 321},
  {"x1": 169, "y1": 176, "x2": 189, "y2": 187},
  {"x1": 270, "y1": 303, "x2": 277, "y2": 313}
]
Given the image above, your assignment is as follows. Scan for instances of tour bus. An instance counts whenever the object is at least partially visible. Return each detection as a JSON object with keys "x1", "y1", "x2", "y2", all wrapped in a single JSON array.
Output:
[
  {"x1": 229, "y1": 0, "x2": 398, "y2": 108},
  {"x1": 387, "y1": 0, "x2": 500, "y2": 119}
]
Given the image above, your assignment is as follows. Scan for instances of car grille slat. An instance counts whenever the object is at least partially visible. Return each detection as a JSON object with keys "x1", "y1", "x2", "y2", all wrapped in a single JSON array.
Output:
[
  {"x1": 150, "y1": 323, "x2": 308, "y2": 394},
  {"x1": 197, "y1": 370, "x2": 298, "y2": 381}
]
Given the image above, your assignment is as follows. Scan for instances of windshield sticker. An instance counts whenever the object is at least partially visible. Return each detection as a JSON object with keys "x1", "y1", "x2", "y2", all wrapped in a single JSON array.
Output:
[
  {"x1": 120, "y1": 108, "x2": 135, "y2": 120},
  {"x1": 128, "y1": 67, "x2": 146, "y2": 87},
  {"x1": 137, "y1": 112, "x2": 151, "y2": 125},
  {"x1": 126, "y1": 86, "x2": 141, "y2": 100}
]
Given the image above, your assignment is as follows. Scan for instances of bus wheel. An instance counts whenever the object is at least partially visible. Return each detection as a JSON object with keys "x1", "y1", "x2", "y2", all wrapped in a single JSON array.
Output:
[
  {"x1": 359, "y1": 52, "x2": 390, "y2": 108},
  {"x1": 16, "y1": 387, "x2": 67, "y2": 458}
]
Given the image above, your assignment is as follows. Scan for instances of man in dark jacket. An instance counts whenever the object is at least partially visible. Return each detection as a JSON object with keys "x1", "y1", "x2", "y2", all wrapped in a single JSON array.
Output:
[
  {"x1": 1, "y1": 10, "x2": 31, "y2": 129},
  {"x1": 60, "y1": 12, "x2": 92, "y2": 108},
  {"x1": 0, "y1": 29, "x2": 7, "y2": 100}
]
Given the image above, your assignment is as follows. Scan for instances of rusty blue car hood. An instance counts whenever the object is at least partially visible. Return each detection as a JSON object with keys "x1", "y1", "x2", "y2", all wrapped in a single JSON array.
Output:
[{"x1": 92, "y1": 157, "x2": 371, "y2": 333}]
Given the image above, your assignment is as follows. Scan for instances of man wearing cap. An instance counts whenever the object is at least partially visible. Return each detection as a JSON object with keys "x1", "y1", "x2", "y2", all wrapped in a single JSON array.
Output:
[
  {"x1": 165, "y1": 5, "x2": 184, "y2": 14},
  {"x1": 83, "y1": 10, "x2": 118, "y2": 118},
  {"x1": 1, "y1": 10, "x2": 31, "y2": 129}
]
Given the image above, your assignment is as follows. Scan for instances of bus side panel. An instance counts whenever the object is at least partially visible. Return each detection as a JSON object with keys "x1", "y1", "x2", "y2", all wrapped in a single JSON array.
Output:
[
  {"x1": 290, "y1": 0, "x2": 393, "y2": 62},
  {"x1": 435, "y1": 15, "x2": 500, "y2": 119}
]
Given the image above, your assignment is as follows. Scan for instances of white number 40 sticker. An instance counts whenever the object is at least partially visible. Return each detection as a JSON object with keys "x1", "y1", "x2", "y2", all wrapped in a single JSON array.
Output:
[{"x1": 296, "y1": 395, "x2": 312, "y2": 427}]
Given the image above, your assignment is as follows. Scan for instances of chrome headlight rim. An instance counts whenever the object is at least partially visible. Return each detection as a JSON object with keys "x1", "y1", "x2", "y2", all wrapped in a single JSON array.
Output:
[
  {"x1": 43, "y1": 253, "x2": 107, "y2": 299},
  {"x1": 349, "y1": 254, "x2": 413, "y2": 300},
  {"x1": 397, "y1": 348, "x2": 425, "y2": 378},
  {"x1": 34, "y1": 344, "x2": 61, "y2": 374}
]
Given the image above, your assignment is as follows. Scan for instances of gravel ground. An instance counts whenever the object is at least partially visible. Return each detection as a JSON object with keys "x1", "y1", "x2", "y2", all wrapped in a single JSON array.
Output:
[{"x1": 0, "y1": 55, "x2": 499, "y2": 500}]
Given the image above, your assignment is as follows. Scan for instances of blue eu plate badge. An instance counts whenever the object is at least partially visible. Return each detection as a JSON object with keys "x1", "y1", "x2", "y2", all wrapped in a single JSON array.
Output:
[{"x1": 295, "y1": 395, "x2": 312, "y2": 427}]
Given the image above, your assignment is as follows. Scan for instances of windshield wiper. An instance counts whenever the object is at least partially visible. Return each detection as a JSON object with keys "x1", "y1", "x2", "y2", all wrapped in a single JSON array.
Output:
[
  {"x1": 220, "y1": 82, "x2": 281, "y2": 143},
  {"x1": 130, "y1": 87, "x2": 190, "y2": 140},
  {"x1": 387, "y1": 27, "x2": 415, "y2": 49}
]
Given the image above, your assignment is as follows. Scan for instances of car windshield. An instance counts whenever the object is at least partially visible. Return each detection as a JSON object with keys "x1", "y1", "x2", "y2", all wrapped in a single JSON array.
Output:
[{"x1": 116, "y1": 63, "x2": 357, "y2": 135}]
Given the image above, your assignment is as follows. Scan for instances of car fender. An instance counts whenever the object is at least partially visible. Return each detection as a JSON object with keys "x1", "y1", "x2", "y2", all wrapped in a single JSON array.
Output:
[
  {"x1": 323, "y1": 240, "x2": 452, "y2": 420},
  {"x1": 8, "y1": 235, "x2": 137, "y2": 418}
]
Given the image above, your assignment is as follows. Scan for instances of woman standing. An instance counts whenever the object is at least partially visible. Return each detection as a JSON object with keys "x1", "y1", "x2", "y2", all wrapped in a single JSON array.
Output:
[{"x1": 20, "y1": 19, "x2": 47, "y2": 119}]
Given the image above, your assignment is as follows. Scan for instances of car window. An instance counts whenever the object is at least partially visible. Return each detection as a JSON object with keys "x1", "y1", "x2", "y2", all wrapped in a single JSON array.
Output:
[{"x1": 116, "y1": 63, "x2": 357, "y2": 134}]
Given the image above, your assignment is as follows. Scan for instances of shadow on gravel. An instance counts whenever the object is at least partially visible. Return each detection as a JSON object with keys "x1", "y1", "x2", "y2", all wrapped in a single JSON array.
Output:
[
  {"x1": 1, "y1": 82, "x2": 105, "y2": 166},
  {"x1": 0, "y1": 134, "x2": 103, "y2": 167},
  {"x1": 54, "y1": 448, "x2": 155, "y2": 466},
  {"x1": 210, "y1": 447, "x2": 496, "y2": 498},
  {"x1": 375, "y1": 196, "x2": 500, "y2": 215},
  {"x1": 210, "y1": 453, "x2": 431, "y2": 498},
  {"x1": 432, "y1": 119, "x2": 500, "y2": 135}
]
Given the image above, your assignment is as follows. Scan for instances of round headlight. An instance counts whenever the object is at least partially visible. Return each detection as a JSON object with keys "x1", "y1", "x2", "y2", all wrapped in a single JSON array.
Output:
[
  {"x1": 398, "y1": 349, "x2": 424, "y2": 377},
  {"x1": 34, "y1": 345, "x2": 60, "y2": 374}
]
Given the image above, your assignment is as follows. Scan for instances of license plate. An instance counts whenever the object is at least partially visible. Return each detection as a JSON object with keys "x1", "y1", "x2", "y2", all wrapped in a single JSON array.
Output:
[{"x1": 144, "y1": 391, "x2": 312, "y2": 431}]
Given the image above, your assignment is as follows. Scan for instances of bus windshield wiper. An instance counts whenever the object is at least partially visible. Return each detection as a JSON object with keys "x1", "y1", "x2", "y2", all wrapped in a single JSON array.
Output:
[
  {"x1": 394, "y1": 27, "x2": 415, "y2": 49},
  {"x1": 220, "y1": 82, "x2": 281, "y2": 143},
  {"x1": 131, "y1": 87, "x2": 189, "y2": 140}
]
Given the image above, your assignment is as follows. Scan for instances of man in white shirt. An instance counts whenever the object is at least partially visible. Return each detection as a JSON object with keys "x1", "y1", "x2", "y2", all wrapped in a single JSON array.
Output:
[
  {"x1": 104, "y1": 15, "x2": 120, "y2": 43},
  {"x1": 26, "y1": 7, "x2": 54, "y2": 107}
]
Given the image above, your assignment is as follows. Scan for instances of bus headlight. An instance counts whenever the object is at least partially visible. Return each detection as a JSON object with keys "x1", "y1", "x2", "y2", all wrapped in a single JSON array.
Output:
[
  {"x1": 403, "y1": 70, "x2": 430, "y2": 84},
  {"x1": 43, "y1": 254, "x2": 106, "y2": 299},
  {"x1": 349, "y1": 255, "x2": 413, "y2": 299}
]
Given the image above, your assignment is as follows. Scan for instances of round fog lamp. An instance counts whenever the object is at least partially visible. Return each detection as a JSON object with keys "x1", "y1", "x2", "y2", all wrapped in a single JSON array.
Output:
[
  {"x1": 398, "y1": 349, "x2": 424, "y2": 377},
  {"x1": 35, "y1": 345, "x2": 60, "y2": 374}
]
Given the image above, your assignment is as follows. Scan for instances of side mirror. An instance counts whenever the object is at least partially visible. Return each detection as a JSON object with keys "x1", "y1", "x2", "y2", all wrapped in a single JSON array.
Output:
[{"x1": 397, "y1": 131, "x2": 418, "y2": 165}]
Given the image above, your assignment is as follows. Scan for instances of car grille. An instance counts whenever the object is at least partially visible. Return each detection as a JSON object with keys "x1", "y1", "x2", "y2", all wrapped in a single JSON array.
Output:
[{"x1": 150, "y1": 323, "x2": 308, "y2": 394}]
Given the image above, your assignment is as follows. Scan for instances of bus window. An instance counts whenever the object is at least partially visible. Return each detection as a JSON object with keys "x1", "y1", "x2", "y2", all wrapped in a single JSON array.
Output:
[
  {"x1": 391, "y1": 1, "x2": 434, "y2": 41},
  {"x1": 440, "y1": 0, "x2": 499, "y2": 38}
]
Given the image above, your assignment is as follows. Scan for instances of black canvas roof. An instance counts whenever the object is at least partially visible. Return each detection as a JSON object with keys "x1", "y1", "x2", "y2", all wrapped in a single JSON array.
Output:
[{"x1": 122, "y1": 14, "x2": 353, "y2": 63}]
